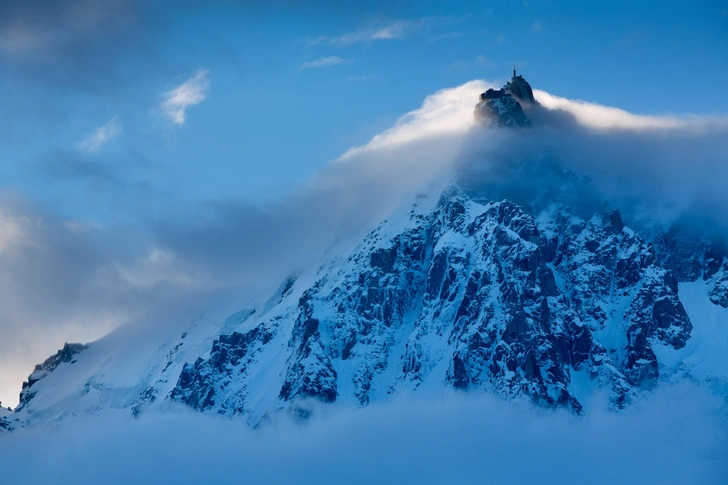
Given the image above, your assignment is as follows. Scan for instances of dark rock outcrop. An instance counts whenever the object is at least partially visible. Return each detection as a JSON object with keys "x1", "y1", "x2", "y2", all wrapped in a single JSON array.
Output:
[
  {"x1": 16, "y1": 342, "x2": 89, "y2": 412},
  {"x1": 279, "y1": 290, "x2": 338, "y2": 403},
  {"x1": 474, "y1": 94, "x2": 530, "y2": 127},
  {"x1": 474, "y1": 70, "x2": 538, "y2": 127},
  {"x1": 505, "y1": 74, "x2": 537, "y2": 104},
  {"x1": 653, "y1": 226, "x2": 728, "y2": 308},
  {"x1": 170, "y1": 325, "x2": 276, "y2": 415}
]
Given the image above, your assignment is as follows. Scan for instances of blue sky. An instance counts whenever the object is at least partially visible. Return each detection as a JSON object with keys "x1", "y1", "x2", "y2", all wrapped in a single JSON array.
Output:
[
  {"x1": 2, "y1": 0, "x2": 727, "y2": 222},
  {"x1": 0, "y1": 0, "x2": 727, "y2": 407}
]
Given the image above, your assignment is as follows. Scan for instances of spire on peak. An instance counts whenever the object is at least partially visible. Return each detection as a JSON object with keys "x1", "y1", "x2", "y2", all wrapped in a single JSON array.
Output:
[{"x1": 513, "y1": 65, "x2": 516, "y2": 77}]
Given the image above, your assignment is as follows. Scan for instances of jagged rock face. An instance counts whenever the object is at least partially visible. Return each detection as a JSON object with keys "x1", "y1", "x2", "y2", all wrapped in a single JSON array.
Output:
[
  {"x1": 708, "y1": 265, "x2": 728, "y2": 307},
  {"x1": 474, "y1": 95, "x2": 530, "y2": 127},
  {"x1": 170, "y1": 325, "x2": 278, "y2": 415},
  {"x1": 168, "y1": 182, "x2": 697, "y2": 418},
  {"x1": 16, "y1": 343, "x2": 88, "y2": 412},
  {"x1": 314, "y1": 191, "x2": 579, "y2": 409},
  {"x1": 279, "y1": 289, "x2": 338, "y2": 403},
  {"x1": 544, "y1": 207, "x2": 692, "y2": 390},
  {"x1": 653, "y1": 229, "x2": 728, "y2": 308}
]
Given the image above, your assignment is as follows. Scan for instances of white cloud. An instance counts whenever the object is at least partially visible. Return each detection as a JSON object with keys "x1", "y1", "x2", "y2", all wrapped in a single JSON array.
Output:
[
  {"x1": 299, "y1": 56, "x2": 349, "y2": 70},
  {"x1": 309, "y1": 21, "x2": 412, "y2": 46},
  {"x1": 340, "y1": 80, "x2": 492, "y2": 160},
  {"x1": 533, "y1": 89, "x2": 728, "y2": 131},
  {"x1": 531, "y1": 21, "x2": 545, "y2": 32},
  {"x1": 76, "y1": 116, "x2": 122, "y2": 153},
  {"x1": 308, "y1": 16, "x2": 469, "y2": 46},
  {"x1": 160, "y1": 70, "x2": 210, "y2": 125}
]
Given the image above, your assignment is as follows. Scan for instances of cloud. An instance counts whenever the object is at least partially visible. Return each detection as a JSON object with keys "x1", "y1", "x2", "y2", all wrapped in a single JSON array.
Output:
[
  {"x1": 533, "y1": 89, "x2": 728, "y2": 131},
  {"x1": 115, "y1": 248, "x2": 210, "y2": 290},
  {"x1": 0, "y1": 0, "x2": 136, "y2": 57},
  {"x1": 0, "y1": 0, "x2": 142, "y2": 90},
  {"x1": 456, "y1": 87, "x2": 728, "y2": 234},
  {"x1": 531, "y1": 21, "x2": 545, "y2": 32},
  {"x1": 76, "y1": 117, "x2": 122, "y2": 153},
  {"x1": 0, "y1": 384, "x2": 726, "y2": 484},
  {"x1": 34, "y1": 149, "x2": 155, "y2": 199},
  {"x1": 299, "y1": 56, "x2": 349, "y2": 70},
  {"x1": 340, "y1": 80, "x2": 491, "y2": 159},
  {"x1": 307, "y1": 16, "x2": 468, "y2": 46},
  {"x1": 0, "y1": 196, "x2": 127, "y2": 406},
  {"x1": 0, "y1": 192, "x2": 230, "y2": 408},
  {"x1": 160, "y1": 70, "x2": 210, "y2": 125},
  {"x1": 309, "y1": 20, "x2": 412, "y2": 46}
]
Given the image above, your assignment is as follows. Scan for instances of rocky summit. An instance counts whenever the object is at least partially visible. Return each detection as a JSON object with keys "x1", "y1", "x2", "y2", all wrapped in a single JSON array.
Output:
[
  {"x1": 3, "y1": 72, "x2": 728, "y2": 431},
  {"x1": 473, "y1": 68, "x2": 536, "y2": 127}
]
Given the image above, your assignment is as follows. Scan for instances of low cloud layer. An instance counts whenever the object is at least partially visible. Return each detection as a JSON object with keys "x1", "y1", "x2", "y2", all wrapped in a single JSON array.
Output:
[{"x1": 1, "y1": 384, "x2": 726, "y2": 484}]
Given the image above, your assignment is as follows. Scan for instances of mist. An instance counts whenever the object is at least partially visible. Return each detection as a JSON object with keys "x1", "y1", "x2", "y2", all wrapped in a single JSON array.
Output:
[
  {"x1": 0, "y1": 382, "x2": 725, "y2": 484},
  {"x1": 457, "y1": 90, "x2": 728, "y2": 233}
]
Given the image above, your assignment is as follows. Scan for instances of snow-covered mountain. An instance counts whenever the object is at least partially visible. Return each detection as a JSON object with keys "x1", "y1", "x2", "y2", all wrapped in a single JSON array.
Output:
[{"x1": 3, "y1": 73, "x2": 728, "y2": 432}]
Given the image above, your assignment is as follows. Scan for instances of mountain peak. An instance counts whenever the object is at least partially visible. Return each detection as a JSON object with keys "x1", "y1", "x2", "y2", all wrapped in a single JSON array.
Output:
[
  {"x1": 474, "y1": 69, "x2": 537, "y2": 127},
  {"x1": 505, "y1": 68, "x2": 537, "y2": 104}
]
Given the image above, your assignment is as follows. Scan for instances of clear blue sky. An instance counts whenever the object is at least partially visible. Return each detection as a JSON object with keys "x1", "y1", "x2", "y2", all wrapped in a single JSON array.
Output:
[{"x1": 1, "y1": 0, "x2": 726, "y2": 224}]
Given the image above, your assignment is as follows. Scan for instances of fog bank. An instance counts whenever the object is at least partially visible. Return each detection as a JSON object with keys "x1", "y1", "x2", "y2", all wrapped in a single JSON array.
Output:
[{"x1": 1, "y1": 383, "x2": 725, "y2": 485}]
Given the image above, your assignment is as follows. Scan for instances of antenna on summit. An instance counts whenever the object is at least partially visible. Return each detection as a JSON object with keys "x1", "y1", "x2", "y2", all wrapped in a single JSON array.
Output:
[{"x1": 513, "y1": 65, "x2": 516, "y2": 77}]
